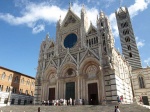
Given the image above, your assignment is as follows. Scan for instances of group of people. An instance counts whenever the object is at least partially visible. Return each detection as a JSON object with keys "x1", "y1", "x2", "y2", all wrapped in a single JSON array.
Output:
[
  {"x1": 117, "y1": 95, "x2": 124, "y2": 104},
  {"x1": 41, "y1": 98, "x2": 84, "y2": 106}
]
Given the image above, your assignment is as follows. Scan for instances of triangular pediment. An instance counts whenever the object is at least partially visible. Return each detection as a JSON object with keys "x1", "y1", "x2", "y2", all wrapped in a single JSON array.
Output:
[
  {"x1": 60, "y1": 50, "x2": 77, "y2": 67},
  {"x1": 87, "y1": 24, "x2": 97, "y2": 35},
  {"x1": 45, "y1": 58, "x2": 57, "y2": 70},
  {"x1": 61, "y1": 9, "x2": 81, "y2": 28},
  {"x1": 80, "y1": 48, "x2": 99, "y2": 64}
]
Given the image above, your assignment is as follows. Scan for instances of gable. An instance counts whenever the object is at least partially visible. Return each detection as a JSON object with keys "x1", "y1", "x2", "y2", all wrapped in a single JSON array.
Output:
[
  {"x1": 61, "y1": 10, "x2": 81, "y2": 28},
  {"x1": 87, "y1": 24, "x2": 97, "y2": 35}
]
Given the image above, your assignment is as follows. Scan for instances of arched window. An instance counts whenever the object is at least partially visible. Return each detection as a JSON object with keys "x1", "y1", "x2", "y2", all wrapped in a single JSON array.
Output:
[
  {"x1": 127, "y1": 45, "x2": 131, "y2": 50},
  {"x1": 125, "y1": 36, "x2": 130, "y2": 42},
  {"x1": 129, "y1": 52, "x2": 132, "y2": 57},
  {"x1": 1, "y1": 72, "x2": 6, "y2": 80},
  {"x1": 22, "y1": 78, "x2": 24, "y2": 84},
  {"x1": 8, "y1": 74, "x2": 13, "y2": 81},
  {"x1": 14, "y1": 76, "x2": 19, "y2": 83},
  {"x1": 138, "y1": 76, "x2": 145, "y2": 88}
]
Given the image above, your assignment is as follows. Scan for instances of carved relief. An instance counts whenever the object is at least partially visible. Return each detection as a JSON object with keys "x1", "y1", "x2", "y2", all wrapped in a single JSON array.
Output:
[
  {"x1": 49, "y1": 73, "x2": 56, "y2": 84},
  {"x1": 64, "y1": 15, "x2": 76, "y2": 27},
  {"x1": 86, "y1": 65, "x2": 97, "y2": 78}
]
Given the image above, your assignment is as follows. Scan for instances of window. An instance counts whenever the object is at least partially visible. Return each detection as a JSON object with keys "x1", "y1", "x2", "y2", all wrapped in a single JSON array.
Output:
[
  {"x1": 101, "y1": 22, "x2": 103, "y2": 27},
  {"x1": 0, "y1": 85, "x2": 3, "y2": 91},
  {"x1": 8, "y1": 74, "x2": 13, "y2": 81},
  {"x1": 4, "y1": 98, "x2": 8, "y2": 104},
  {"x1": 138, "y1": 76, "x2": 145, "y2": 88},
  {"x1": 14, "y1": 76, "x2": 19, "y2": 83},
  {"x1": 125, "y1": 36, "x2": 130, "y2": 42},
  {"x1": 1, "y1": 72, "x2": 6, "y2": 79},
  {"x1": 129, "y1": 52, "x2": 132, "y2": 57},
  {"x1": 12, "y1": 88, "x2": 17, "y2": 93},
  {"x1": 123, "y1": 29, "x2": 130, "y2": 35},
  {"x1": 127, "y1": 45, "x2": 131, "y2": 50},
  {"x1": 6, "y1": 86, "x2": 9, "y2": 92},
  {"x1": 121, "y1": 22, "x2": 128, "y2": 28},
  {"x1": 31, "y1": 91, "x2": 33, "y2": 96},
  {"x1": 22, "y1": 78, "x2": 24, "y2": 84},
  {"x1": 25, "y1": 90, "x2": 28, "y2": 95}
]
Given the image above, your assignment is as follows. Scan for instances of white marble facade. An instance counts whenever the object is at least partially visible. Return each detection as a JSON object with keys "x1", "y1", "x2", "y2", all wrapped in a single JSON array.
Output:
[{"x1": 34, "y1": 6, "x2": 133, "y2": 105}]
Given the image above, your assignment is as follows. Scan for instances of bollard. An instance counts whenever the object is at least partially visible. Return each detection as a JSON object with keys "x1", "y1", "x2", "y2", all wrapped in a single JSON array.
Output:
[
  {"x1": 38, "y1": 107, "x2": 40, "y2": 112},
  {"x1": 10, "y1": 110, "x2": 12, "y2": 112},
  {"x1": 1, "y1": 110, "x2": 3, "y2": 112}
]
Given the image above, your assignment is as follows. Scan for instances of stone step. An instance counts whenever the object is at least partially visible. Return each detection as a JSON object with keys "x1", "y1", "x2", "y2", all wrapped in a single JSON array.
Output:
[{"x1": 0, "y1": 104, "x2": 149, "y2": 112}]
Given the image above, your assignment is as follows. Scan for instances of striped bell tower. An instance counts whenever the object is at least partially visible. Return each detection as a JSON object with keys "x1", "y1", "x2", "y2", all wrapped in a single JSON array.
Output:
[{"x1": 115, "y1": 7, "x2": 142, "y2": 70}]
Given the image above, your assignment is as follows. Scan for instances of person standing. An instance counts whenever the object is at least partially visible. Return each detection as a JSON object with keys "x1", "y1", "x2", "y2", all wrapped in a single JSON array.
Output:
[
  {"x1": 117, "y1": 96, "x2": 121, "y2": 104},
  {"x1": 116, "y1": 106, "x2": 120, "y2": 112}
]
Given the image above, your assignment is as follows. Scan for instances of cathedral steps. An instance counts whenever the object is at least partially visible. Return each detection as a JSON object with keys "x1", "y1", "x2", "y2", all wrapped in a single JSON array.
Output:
[{"x1": 0, "y1": 104, "x2": 150, "y2": 112}]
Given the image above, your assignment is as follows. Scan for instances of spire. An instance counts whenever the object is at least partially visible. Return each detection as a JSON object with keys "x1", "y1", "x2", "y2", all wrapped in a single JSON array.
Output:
[
  {"x1": 69, "y1": 1, "x2": 72, "y2": 10},
  {"x1": 81, "y1": 4, "x2": 85, "y2": 13},
  {"x1": 45, "y1": 33, "x2": 49, "y2": 41},
  {"x1": 100, "y1": 10, "x2": 105, "y2": 18}
]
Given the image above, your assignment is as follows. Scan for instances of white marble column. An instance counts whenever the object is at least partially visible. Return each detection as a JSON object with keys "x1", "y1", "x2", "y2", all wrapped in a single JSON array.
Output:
[
  {"x1": 77, "y1": 77, "x2": 80, "y2": 99},
  {"x1": 56, "y1": 81, "x2": 59, "y2": 99}
]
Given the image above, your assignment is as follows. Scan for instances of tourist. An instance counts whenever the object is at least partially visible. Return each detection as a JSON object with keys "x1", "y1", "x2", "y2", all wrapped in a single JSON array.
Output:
[
  {"x1": 82, "y1": 99, "x2": 85, "y2": 105},
  {"x1": 116, "y1": 106, "x2": 120, "y2": 112},
  {"x1": 102, "y1": 97, "x2": 106, "y2": 105},
  {"x1": 117, "y1": 96, "x2": 121, "y2": 104},
  {"x1": 139, "y1": 96, "x2": 143, "y2": 104},
  {"x1": 120, "y1": 95, "x2": 123, "y2": 104},
  {"x1": 70, "y1": 98, "x2": 72, "y2": 105},
  {"x1": 114, "y1": 106, "x2": 117, "y2": 112}
]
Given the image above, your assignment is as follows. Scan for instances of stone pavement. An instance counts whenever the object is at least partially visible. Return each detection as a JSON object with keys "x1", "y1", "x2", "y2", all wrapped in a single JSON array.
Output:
[{"x1": 0, "y1": 104, "x2": 150, "y2": 112}]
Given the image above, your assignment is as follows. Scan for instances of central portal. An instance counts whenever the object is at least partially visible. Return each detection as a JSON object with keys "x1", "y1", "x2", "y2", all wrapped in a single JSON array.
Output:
[
  {"x1": 65, "y1": 82, "x2": 75, "y2": 100},
  {"x1": 88, "y1": 83, "x2": 98, "y2": 105}
]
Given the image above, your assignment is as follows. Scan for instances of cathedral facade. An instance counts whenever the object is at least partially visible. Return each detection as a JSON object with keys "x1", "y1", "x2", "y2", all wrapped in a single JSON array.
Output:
[{"x1": 34, "y1": 6, "x2": 134, "y2": 105}]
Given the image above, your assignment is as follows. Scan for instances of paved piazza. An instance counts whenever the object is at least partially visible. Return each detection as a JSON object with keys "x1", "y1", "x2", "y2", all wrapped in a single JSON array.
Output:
[{"x1": 0, "y1": 104, "x2": 150, "y2": 112}]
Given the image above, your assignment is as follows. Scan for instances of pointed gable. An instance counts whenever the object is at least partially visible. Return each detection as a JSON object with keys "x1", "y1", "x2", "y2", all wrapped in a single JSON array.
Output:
[
  {"x1": 61, "y1": 9, "x2": 81, "y2": 28},
  {"x1": 87, "y1": 24, "x2": 97, "y2": 35}
]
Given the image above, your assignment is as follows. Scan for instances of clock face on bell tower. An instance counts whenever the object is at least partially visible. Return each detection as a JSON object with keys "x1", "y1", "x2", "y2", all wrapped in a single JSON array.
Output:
[{"x1": 64, "y1": 33, "x2": 77, "y2": 48}]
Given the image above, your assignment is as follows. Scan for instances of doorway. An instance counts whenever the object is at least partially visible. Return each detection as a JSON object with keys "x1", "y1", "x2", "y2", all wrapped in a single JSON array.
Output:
[
  {"x1": 88, "y1": 83, "x2": 98, "y2": 105},
  {"x1": 65, "y1": 82, "x2": 75, "y2": 101},
  {"x1": 49, "y1": 88, "x2": 55, "y2": 101},
  {"x1": 142, "y1": 96, "x2": 149, "y2": 105}
]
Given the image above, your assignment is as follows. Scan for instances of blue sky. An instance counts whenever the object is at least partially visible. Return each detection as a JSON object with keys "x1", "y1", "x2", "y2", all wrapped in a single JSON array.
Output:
[{"x1": 0, "y1": 0, "x2": 150, "y2": 77}]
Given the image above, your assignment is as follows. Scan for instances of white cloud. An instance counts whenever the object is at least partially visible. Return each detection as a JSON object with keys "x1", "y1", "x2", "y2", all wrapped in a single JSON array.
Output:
[
  {"x1": 136, "y1": 37, "x2": 145, "y2": 48},
  {"x1": 0, "y1": 0, "x2": 150, "y2": 34},
  {"x1": 109, "y1": 0, "x2": 150, "y2": 38},
  {"x1": 144, "y1": 57, "x2": 150, "y2": 66},
  {"x1": 32, "y1": 24, "x2": 45, "y2": 34}
]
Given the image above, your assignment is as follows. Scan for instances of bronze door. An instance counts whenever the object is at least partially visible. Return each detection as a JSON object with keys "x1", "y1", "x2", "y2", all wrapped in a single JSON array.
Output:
[
  {"x1": 88, "y1": 83, "x2": 98, "y2": 105},
  {"x1": 65, "y1": 82, "x2": 75, "y2": 100},
  {"x1": 49, "y1": 88, "x2": 55, "y2": 101}
]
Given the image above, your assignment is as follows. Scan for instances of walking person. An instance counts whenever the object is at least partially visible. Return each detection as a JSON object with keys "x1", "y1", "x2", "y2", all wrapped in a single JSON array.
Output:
[{"x1": 117, "y1": 96, "x2": 121, "y2": 104}]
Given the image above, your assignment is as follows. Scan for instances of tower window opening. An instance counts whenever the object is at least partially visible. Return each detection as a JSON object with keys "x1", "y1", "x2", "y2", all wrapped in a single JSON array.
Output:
[
  {"x1": 121, "y1": 22, "x2": 128, "y2": 28},
  {"x1": 123, "y1": 29, "x2": 129, "y2": 35},
  {"x1": 127, "y1": 45, "x2": 131, "y2": 50},
  {"x1": 94, "y1": 38, "x2": 96, "y2": 44},
  {"x1": 125, "y1": 36, "x2": 130, "y2": 42},
  {"x1": 129, "y1": 52, "x2": 132, "y2": 57},
  {"x1": 101, "y1": 22, "x2": 103, "y2": 27}
]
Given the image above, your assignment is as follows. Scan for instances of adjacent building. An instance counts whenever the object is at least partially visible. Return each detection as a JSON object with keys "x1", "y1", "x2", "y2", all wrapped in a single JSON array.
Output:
[{"x1": 0, "y1": 66, "x2": 35, "y2": 106}]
